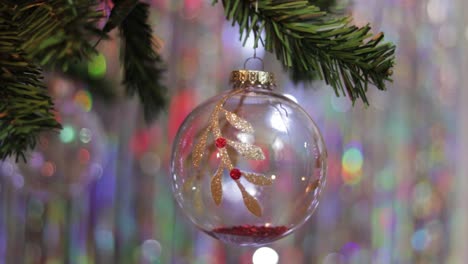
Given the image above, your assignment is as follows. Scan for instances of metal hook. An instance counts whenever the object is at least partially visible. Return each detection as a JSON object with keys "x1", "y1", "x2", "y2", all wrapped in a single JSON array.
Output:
[{"x1": 243, "y1": 50, "x2": 264, "y2": 70}]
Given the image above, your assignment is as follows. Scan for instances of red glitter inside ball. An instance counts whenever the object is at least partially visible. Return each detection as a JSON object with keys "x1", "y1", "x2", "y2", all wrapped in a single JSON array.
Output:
[
  {"x1": 215, "y1": 137, "x2": 227, "y2": 148},
  {"x1": 229, "y1": 168, "x2": 242, "y2": 180},
  {"x1": 211, "y1": 225, "x2": 288, "y2": 244}
]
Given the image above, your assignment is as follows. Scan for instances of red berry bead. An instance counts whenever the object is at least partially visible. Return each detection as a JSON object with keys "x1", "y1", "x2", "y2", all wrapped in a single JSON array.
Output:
[
  {"x1": 215, "y1": 137, "x2": 227, "y2": 148},
  {"x1": 230, "y1": 168, "x2": 242, "y2": 180}
]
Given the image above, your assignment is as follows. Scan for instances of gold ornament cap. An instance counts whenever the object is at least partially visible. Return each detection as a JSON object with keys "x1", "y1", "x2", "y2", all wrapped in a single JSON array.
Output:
[{"x1": 230, "y1": 70, "x2": 276, "y2": 89}]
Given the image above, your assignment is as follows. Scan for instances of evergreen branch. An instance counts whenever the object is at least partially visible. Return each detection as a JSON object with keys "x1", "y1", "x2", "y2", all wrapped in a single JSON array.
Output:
[
  {"x1": 216, "y1": 0, "x2": 396, "y2": 104},
  {"x1": 16, "y1": 0, "x2": 106, "y2": 70},
  {"x1": 0, "y1": 6, "x2": 61, "y2": 161},
  {"x1": 118, "y1": 2, "x2": 167, "y2": 122},
  {"x1": 0, "y1": 0, "x2": 168, "y2": 161},
  {"x1": 103, "y1": 0, "x2": 138, "y2": 33}
]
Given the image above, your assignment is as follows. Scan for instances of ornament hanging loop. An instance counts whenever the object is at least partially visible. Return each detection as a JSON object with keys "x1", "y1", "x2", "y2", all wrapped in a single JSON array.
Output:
[
  {"x1": 243, "y1": 49, "x2": 264, "y2": 71},
  {"x1": 233, "y1": 46, "x2": 275, "y2": 89}
]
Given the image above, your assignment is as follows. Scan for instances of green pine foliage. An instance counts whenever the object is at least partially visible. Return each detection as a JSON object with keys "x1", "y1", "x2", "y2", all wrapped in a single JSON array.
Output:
[
  {"x1": 215, "y1": 0, "x2": 396, "y2": 103},
  {"x1": 0, "y1": 3, "x2": 61, "y2": 161},
  {"x1": 103, "y1": 0, "x2": 139, "y2": 33},
  {"x1": 18, "y1": 0, "x2": 105, "y2": 70},
  {"x1": 117, "y1": 2, "x2": 167, "y2": 122}
]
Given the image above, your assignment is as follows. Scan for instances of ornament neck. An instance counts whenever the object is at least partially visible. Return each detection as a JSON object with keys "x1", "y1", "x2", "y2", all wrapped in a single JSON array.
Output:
[{"x1": 230, "y1": 70, "x2": 276, "y2": 90}]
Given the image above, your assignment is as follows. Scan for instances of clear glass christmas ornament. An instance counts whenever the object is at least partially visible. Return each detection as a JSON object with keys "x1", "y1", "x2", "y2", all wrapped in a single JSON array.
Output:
[
  {"x1": 3, "y1": 81, "x2": 106, "y2": 199},
  {"x1": 171, "y1": 69, "x2": 327, "y2": 246}
]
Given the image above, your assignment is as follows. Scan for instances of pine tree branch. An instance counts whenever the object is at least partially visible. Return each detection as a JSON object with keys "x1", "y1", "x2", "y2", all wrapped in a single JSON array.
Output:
[
  {"x1": 215, "y1": 0, "x2": 396, "y2": 104},
  {"x1": 0, "y1": 0, "x2": 105, "y2": 161},
  {"x1": 0, "y1": 5, "x2": 61, "y2": 161},
  {"x1": 118, "y1": 2, "x2": 167, "y2": 122},
  {"x1": 16, "y1": 0, "x2": 106, "y2": 71},
  {"x1": 103, "y1": 0, "x2": 138, "y2": 33},
  {"x1": 0, "y1": 0, "x2": 167, "y2": 161}
]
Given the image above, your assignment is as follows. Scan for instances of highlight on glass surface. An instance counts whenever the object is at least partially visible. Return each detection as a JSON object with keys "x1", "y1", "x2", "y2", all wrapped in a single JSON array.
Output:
[{"x1": 171, "y1": 69, "x2": 327, "y2": 245}]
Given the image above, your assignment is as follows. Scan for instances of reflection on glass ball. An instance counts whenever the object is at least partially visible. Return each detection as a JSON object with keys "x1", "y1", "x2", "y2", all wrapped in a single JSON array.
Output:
[
  {"x1": 9, "y1": 97, "x2": 105, "y2": 199},
  {"x1": 171, "y1": 83, "x2": 327, "y2": 246}
]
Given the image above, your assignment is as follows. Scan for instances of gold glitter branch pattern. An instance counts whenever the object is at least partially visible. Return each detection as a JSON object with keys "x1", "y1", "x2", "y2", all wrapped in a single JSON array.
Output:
[{"x1": 192, "y1": 91, "x2": 273, "y2": 217}]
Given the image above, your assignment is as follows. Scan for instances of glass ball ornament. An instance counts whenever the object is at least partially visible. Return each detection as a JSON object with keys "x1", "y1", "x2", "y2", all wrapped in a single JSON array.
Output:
[
  {"x1": 5, "y1": 83, "x2": 106, "y2": 199},
  {"x1": 171, "y1": 69, "x2": 327, "y2": 246}
]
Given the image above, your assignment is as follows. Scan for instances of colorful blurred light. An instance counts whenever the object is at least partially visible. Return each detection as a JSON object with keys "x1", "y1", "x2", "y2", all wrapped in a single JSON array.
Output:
[
  {"x1": 79, "y1": 128, "x2": 92, "y2": 143},
  {"x1": 412, "y1": 229, "x2": 430, "y2": 251},
  {"x1": 87, "y1": 53, "x2": 107, "y2": 79},
  {"x1": 130, "y1": 129, "x2": 151, "y2": 158},
  {"x1": 342, "y1": 147, "x2": 364, "y2": 185},
  {"x1": 341, "y1": 242, "x2": 361, "y2": 257},
  {"x1": 89, "y1": 163, "x2": 103, "y2": 179},
  {"x1": 342, "y1": 147, "x2": 363, "y2": 174},
  {"x1": 342, "y1": 172, "x2": 363, "y2": 185},
  {"x1": 78, "y1": 148, "x2": 91, "y2": 164},
  {"x1": 0, "y1": 161, "x2": 14, "y2": 176},
  {"x1": 252, "y1": 247, "x2": 279, "y2": 264},
  {"x1": 11, "y1": 173, "x2": 24, "y2": 189},
  {"x1": 427, "y1": 0, "x2": 448, "y2": 24},
  {"x1": 74, "y1": 90, "x2": 93, "y2": 112},
  {"x1": 30, "y1": 152, "x2": 45, "y2": 169},
  {"x1": 141, "y1": 239, "x2": 162, "y2": 262},
  {"x1": 182, "y1": 0, "x2": 202, "y2": 19},
  {"x1": 59, "y1": 125, "x2": 75, "y2": 143},
  {"x1": 41, "y1": 162, "x2": 55, "y2": 177}
]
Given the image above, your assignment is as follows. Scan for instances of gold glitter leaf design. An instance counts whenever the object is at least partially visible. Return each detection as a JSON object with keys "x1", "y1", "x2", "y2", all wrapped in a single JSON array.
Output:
[
  {"x1": 192, "y1": 127, "x2": 210, "y2": 168},
  {"x1": 211, "y1": 166, "x2": 224, "y2": 205},
  {"x1": 243, "y1": 172, "x2": 273, "y2": 186},
  {"x1": 190, "y1": 89, "x2": 273, "y2": 217},
  {"x1": 236, "y1": 181, "x2": 262, "y2": 217},
  {"x1": 219, "y1": 147, "x2": 233, "y2": 169},
  {"x1": 224, "y1": 110, "x2": 254, "y2": 133},
  {"x1": 227, "y1": 140, "x2": 265, "y2": 160}
]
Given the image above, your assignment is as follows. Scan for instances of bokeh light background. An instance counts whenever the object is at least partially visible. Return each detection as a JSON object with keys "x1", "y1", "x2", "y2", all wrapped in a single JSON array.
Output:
[{"x1": 0, "y1": 0, "x2": 467, "y2": 263}]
